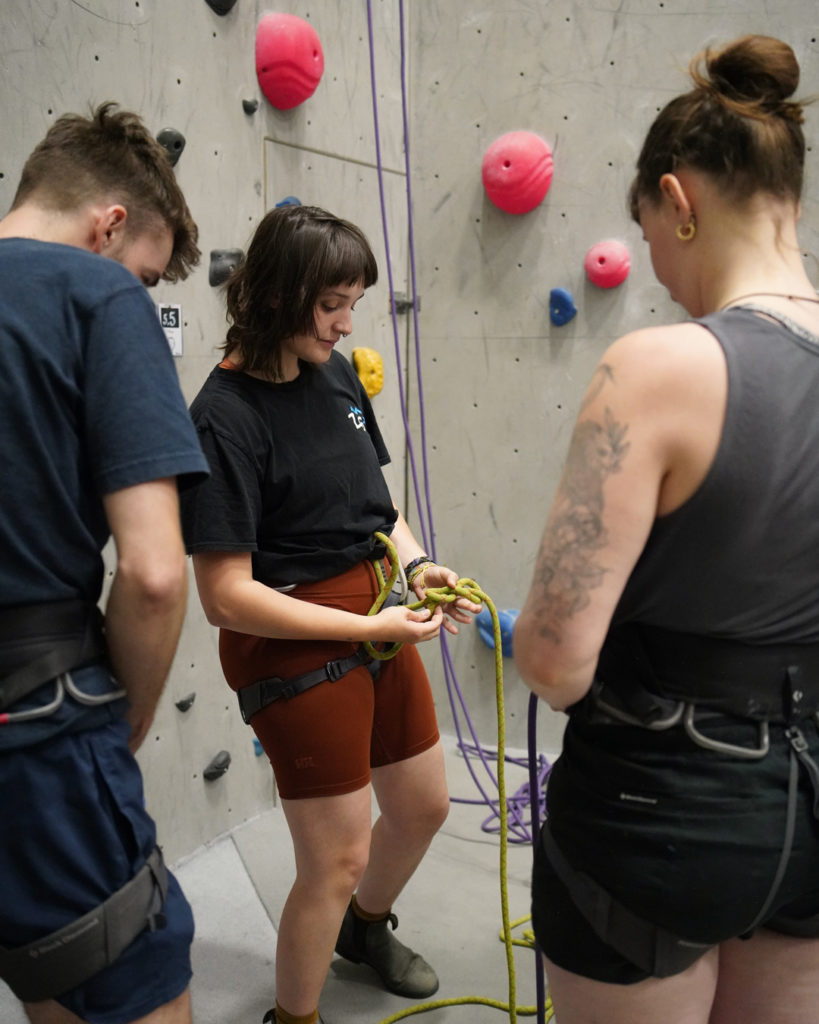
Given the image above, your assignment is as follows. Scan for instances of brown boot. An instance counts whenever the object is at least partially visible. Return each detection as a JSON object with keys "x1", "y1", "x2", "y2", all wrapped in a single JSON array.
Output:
[{"x1": 334, "y1": 901, "x2": 439, "y2": 998}]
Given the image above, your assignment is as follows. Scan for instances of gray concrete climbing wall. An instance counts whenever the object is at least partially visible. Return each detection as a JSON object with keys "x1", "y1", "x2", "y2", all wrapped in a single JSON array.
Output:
[{"x1": 1, "y1": 0, "x2": 817, "y2": 862}]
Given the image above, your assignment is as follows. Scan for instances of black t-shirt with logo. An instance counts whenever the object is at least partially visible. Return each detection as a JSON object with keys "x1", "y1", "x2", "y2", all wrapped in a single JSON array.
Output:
[{"x1": 181, "y1": 351, "x2": 397, "y2": 585}]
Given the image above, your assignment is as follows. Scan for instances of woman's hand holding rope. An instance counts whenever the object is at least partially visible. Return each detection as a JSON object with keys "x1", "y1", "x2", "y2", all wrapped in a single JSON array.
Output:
[
  {"x1": 365, "y1": 532, "x2": 483, "y2": 660},
  {"x1": 408, "y1": 562, "x2": 483, "y2": 635}
]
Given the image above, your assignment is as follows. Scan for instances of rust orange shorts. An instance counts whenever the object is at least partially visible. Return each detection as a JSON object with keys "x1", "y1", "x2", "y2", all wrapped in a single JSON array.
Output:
[{"x1": 218, "y1": 559, "x2": 440, "y2": 800}]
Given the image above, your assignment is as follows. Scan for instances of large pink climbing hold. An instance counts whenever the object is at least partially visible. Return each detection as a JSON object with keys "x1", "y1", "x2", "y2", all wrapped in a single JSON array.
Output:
[
  {"x1": 481, "y1": 131, "x2": 553, "y2": 215},
  {"x1": 255, "y1": 12, "x2": 324, "y2": 111},
  {"x1": 584, "y1": 240, "x2": 631, "y2": 288}
]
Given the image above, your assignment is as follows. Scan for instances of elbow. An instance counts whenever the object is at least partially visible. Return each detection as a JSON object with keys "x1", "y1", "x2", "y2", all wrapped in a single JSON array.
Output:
[
  {"x1": 513, "y1": 620, "x2": 593, "y2": 712},
  {"x1": 117, "y1": 553, "x2": 187, "y2": 612}
]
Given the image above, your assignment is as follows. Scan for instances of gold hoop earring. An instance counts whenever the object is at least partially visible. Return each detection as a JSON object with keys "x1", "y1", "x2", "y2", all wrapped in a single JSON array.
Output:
[{"x1": 675, "y1": 219, "x2": 696, "y2": 242}]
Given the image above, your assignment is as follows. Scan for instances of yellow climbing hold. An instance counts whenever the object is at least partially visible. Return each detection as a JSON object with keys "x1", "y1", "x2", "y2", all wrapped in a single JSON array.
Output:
[{"x1": 353, "y1": 346, "x2": 384, "y2": 398}]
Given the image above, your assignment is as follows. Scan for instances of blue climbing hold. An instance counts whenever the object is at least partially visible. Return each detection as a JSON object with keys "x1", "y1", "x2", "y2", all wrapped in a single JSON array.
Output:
[
  {"x1": 476, "y1": 607, "x2": 519, "y2": 659},
  {"x1": 253, "y1": 737, "x2": 264, "y2": 757},
  {"x1": 275, "y1": 195, "x2": 302, "y2": 208},
  {"x1": 549, "y1": 287, "x2": 577, "y2": 327}
]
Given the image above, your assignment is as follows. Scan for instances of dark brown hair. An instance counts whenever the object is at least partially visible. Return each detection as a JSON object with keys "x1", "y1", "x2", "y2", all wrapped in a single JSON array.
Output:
[
  {"x1": 629, "y1": 35, "x2": 807, "y2": 221},
  {"x1": 12, "y1": 102, "x2": 199, "y2": 281},
  {"x1": 223, "y1": 205, "x2": 378, "y2": 379}
]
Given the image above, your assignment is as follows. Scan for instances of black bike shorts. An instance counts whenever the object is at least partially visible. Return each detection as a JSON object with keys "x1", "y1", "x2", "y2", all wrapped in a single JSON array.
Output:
[{"x1": 531, "y1": 713, "x2": 819, "y2": 983}]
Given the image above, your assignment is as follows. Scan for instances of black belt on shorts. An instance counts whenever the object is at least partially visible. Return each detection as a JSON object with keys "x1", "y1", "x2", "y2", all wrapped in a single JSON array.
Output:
[
  {"x1": 0, "y1": 845, "x2": 168, "y2": 1003},
  {"x1": 237, "y1": 647, "x2": 379, "y2": 724},
  {"x1": 0, "y1": 600, "x2": 108, "y2": 714}
]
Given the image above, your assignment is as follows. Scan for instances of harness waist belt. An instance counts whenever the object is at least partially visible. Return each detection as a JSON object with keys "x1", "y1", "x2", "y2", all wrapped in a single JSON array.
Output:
[
  {"x1": 0, "y1": 600, "x2": 107, "y2": 713},
  {"x1": 238, "y1": 647, "x2": 376, "y2": 724},
  {"x1": 0, "y1": 845, "x2": 168, "y2": 1003},
  {"x1": 595, "y1": 623, "x2": 819, "y2": 722}
]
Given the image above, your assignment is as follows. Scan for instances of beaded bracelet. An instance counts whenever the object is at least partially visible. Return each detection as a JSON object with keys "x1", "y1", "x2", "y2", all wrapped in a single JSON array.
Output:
[
  {"x1": 406, "y1": 557, "x2": 435, "y2": 588},
  {"x1": 404, "y1": 554, "x2": 433, "y2": 577}
]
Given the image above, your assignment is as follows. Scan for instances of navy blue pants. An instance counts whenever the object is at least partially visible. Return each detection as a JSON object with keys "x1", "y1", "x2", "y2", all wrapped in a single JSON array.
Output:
[{"x1": 0, "y1": 713, "x2": 193, "y2": 1023}]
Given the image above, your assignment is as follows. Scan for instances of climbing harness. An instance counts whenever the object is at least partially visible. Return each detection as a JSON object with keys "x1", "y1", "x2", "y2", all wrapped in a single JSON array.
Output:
[
  {"x1": 544, "y1": 622, "x2": 819, "y2": 976},
  {"x1": 238, "y1": 648, "x2": 380, "y2": 724},
  {"x1": 0, "y1": 599, "x2": 122, "y2": 723},
  {"x1": 236, "y1": 545, "x2": 407, "y2": 725},
  {"x1": 0, "y1": 845, "x2": 168, "y2": 1002}
]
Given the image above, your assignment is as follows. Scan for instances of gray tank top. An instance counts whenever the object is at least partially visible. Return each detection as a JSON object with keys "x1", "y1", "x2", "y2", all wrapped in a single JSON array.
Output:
[{"x1": 612, "y1": 304, "x2": 819, "y2": 644}]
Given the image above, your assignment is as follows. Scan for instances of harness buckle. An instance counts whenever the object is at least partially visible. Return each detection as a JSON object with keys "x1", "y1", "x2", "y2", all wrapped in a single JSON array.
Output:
[{"x1": 325, "y1": 659, "x2": 346, "y2": 682}]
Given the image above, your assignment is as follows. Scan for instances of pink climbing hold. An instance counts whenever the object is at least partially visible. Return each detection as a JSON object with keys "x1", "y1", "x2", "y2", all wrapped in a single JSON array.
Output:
[
  {"x1": 584, "y1": 240, "x2": 631, "y2": 288},
  {"x1": 255, "y1": 12, "x2": 324, "y2": 111},
  {"x1": 481, "y1": 131, "x2": 554, "y2": 215}
]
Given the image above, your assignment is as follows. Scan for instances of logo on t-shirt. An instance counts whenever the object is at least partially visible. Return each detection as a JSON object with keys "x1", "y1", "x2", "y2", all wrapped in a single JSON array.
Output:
[{"x1": 348, "y1": 404, "x2": 367, "y2": 431}]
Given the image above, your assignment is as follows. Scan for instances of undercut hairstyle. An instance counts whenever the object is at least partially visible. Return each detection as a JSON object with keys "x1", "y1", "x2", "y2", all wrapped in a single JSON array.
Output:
[
  {"x1": 223, "y1": 205, "x2": 378, "y2": 380},
  {"x1": 12, "y1": 102, "x2": 199, "y2": 282},
  {"x1": 629, "y1": 35, "x2": 808, "y2": 221}
]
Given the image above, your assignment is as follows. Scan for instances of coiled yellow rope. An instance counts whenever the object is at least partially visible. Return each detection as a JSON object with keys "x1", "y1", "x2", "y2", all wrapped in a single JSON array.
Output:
[{"x1": 367, "y1": 533, "x2": 553, "y2": 1023}]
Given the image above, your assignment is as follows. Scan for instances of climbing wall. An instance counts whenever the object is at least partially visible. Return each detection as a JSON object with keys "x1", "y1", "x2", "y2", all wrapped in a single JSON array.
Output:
[{"x1": 0, "y1": 0, "x2": 817, "y2": 862}]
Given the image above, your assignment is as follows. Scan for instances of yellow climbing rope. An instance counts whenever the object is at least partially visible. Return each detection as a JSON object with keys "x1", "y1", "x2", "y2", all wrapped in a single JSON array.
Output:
[{"x1": 367, "y1": 533, "x2": 553, "y2": 1024}]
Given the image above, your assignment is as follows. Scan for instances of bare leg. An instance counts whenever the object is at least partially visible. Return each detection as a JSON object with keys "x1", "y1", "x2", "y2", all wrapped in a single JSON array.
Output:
[
  {"x1": 355, "y1": 740, "x2": 449, "y2": 913},
  {"x1": 710, "y1": 929, "x2": 819, "y2": 1024},
  {"x1": 24, "y1": 987, "x2": 191, "y2": 1024},
  {"x1": 544, "y1": 950, "x2": 719, "y2": 1024},
  {"x1": 276, "y1": 787, "x2": 373, "y2": 1015}
]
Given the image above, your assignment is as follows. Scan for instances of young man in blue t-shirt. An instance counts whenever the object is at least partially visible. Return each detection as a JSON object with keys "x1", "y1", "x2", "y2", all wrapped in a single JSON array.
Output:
[{"x1": 0, "y1": 104, "x2": 208, "y2": 1024}]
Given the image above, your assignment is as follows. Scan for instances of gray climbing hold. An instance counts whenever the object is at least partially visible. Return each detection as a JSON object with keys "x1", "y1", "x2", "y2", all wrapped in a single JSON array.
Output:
[
  {"x1": 175, "y1": 692, "x2": 196, "y2": 712},
  {"x1": 156, "y1": 128, "x2": 186, "y2": 167},
  {"x1": 204, "y1": 750, "x2": 232, "y2": 780},
  {"x1": 209, "y1": 248, "x2": 244, "y2": 287}
]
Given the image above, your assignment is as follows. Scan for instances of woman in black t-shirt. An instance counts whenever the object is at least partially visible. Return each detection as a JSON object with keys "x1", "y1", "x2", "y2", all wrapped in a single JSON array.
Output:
[{"x1": 181, "y1": 205, "x2": 478, "y2": 1024}]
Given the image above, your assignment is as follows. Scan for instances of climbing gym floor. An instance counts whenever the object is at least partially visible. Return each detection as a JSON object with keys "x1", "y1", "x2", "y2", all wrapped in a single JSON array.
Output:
[{"x1": 0, "y1": 734, "x2": 546, "y2": 1024}]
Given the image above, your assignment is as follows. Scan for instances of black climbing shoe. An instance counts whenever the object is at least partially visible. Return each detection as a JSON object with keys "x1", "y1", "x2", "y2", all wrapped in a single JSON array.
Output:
[{"x1": 335, "y1": 903, "x2": 439, "y2": 998}]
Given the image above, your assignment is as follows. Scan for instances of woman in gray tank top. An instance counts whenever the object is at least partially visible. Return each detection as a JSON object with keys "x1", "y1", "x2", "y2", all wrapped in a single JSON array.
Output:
[{"x1": 517, "y1": 34, "x2": 819, "y2": 1024}]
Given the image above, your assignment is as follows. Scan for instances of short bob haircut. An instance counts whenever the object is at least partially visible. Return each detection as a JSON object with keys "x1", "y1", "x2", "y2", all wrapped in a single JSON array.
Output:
[
  {"x1": 223, "y1": 205, "x2": 378, "y2": 380},
  {"x1": 629, "y1": 34, "x2": 806, "y2": 222}
]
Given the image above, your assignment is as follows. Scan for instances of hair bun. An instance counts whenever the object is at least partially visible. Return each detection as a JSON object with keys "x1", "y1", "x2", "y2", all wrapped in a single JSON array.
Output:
[{"x1": 699, "y1": 34, "x2": 799, "y2": 107}]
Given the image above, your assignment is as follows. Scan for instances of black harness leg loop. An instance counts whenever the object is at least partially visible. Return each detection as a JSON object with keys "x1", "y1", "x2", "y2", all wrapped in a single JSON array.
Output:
[
  {"x1": 237, "y1": 647, "x2": 375, "y2": 724},
  {"x1": 540, "y1": 826, "x2": 713, "y2": 978},
  {"x1": 0, "y1": 846, "x2": 168, "y2": 1003}
]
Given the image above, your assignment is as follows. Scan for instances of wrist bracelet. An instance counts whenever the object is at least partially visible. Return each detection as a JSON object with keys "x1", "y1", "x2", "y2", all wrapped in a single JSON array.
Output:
[{"x1": 404, "y1": 554, "x2": 433, "y2": 577}]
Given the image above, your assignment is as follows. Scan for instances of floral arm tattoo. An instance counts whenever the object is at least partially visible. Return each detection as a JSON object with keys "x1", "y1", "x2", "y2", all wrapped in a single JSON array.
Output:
[{"x1": 532, "y1": 367, "x2": 630, "y2": 642}]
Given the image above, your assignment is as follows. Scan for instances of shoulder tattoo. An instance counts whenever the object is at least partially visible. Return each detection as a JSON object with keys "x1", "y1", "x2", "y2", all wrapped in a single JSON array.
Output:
[{"x1": 532, "y1": 402, "x2": 630, "y2": 642}]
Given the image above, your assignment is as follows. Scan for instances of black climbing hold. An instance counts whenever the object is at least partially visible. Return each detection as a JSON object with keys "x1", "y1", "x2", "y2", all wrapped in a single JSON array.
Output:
[
  {"x1": 175, "y1": 692, "x2": 196, "y2": 712},
  {"x1": 204, "y1": 0, "x2": 238, "y2": 14},
  {"x1": 156, "y1": 128, "x2": 186, "y2": 167},
  {"x1": 203, "y1": 750, "x2": 232, "y2": 781},
  {"x1": 209, "y1": 248, "x2": 244, "y2": 287},
  {"x1": 242, "y1": 98, "x2": 259, "y2": 115}
]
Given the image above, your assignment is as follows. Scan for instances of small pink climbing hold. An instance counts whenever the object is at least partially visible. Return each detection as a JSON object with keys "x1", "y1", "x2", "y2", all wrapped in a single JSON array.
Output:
[
  {"x1": 584, "y1": 240, "x2": 631, "y2": 288},
  {"x1": 481, "y1": 131, "x2": 554, "y2": 215},
  {"x1": 255, "y1": 12, "x2": 324, "y2": 111}
]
